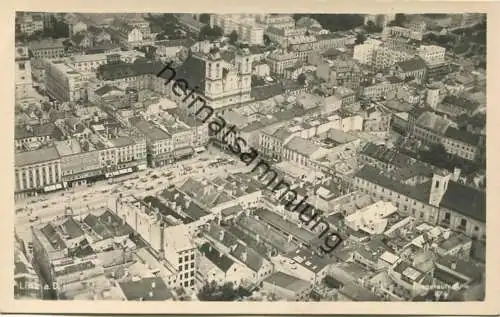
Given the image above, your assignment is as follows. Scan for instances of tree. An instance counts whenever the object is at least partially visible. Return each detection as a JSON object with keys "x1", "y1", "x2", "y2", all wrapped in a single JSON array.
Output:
[
  {"x1": 50, "y1": 19, "x2": 70, "y2": 38},
  {"x1": 293, "y1": 14, "x2": 364, "y2": 32},
  {"x1": 388, "y1": 13, "x2": 406, "y2": 27},
  {"x1": 251, "y1": 75, "x2": 265, "y2": 87},
  {"x1": 387, "y1": 20, "x2": 398, "y2": 27},
  {"x1": 220, "y1": 282, "x2": 235, "y2": 300},
  {"x1": 355, "y1": 32, "x2": 365, "y2": 44},
  {"x1": 365, "y1": 20, "x2": 382, "y2": 33},
  {"x1": 297, "y1": 73, "x2": 307, "y2": 86},
  {"x1": 199, "y1": 13, "x2": 211, "y2": 24},
  {"x1": 62, "y1": 39, "x2": 73, "y2": 49},
  {"x1": 41, "y1": 102, "x2": 52, "y2": 113},
  {"x1": 263, "y1": 34, "x2": 271, "y2": 46},
  {"x1": 155, "y1": 33, "x2": 166, "y2": 41},
  {"x1": 197, "y1": 281, "x2": 219, "y2": 301},
  {"x1": 198, "y1": 25, "x2": 223, "y2": 41},
  {"x1": 229, "y1": 30, "x2": 238, "y2": 44},
  {"x1": 197, "y1": 281, "x2": 241, "y2": 301}
]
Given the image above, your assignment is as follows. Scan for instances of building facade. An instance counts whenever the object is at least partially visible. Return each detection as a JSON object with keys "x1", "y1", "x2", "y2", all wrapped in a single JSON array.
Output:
[
  {"x1": 268, "y1": 49, "x2": 299, "y2": 75},
  {"x1": 418, "y1": 45, "x2": 446, "y2": 66},
  {"x1": 45, "y1": 60, "x2": 94, "y2": 102},
  {"x1": 28, "y1": 39, "x2": 66, "y2": 59},
  {"x1": 15, "y1": 147, "x2": 62, "y2": 197}
]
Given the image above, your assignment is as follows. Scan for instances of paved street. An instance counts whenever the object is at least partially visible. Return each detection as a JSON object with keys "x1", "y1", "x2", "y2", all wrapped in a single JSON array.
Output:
[{"x1": 15, "y1": 146, "x2": 249, "y2": 244}]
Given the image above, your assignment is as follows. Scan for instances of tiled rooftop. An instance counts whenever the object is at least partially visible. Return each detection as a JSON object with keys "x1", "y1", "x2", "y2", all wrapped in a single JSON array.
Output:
[
  {"x1": 263, "y1": 271, "x2": 311, "y2": 292},
  {"x1": 15, "y1": 146, "x2": 61, "y2": 167}
]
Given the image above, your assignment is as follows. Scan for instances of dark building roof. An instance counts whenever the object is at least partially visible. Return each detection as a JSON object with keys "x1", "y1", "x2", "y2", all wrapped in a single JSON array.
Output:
[
  {"x1": 251, "y1": 83, "x2": 284, "y2": 101},
  {"x1": 227, "y1": 225, "x2": 274, "y2": 258},
  {"x1": 14, "y1": 261, "x2": 30, "y2": 275},
  {"x1": 360, "y1": 143, "x2": 436, "y2": 175},
  {"x1": 220, "y1": 51, "x2": 236, "y2": 63},
  {"x1": 205, "y1": 224, "x2": 266, "y2": 272},
  {"x1": 442, "y1": 95, "x2": 479, "y2": 113},
  {"x1": 397, "y1": 57, "x2": 427, "y2": 73},
  {"x1": 157, "y1": 38, "x2": 195, "y2": 48},
  {"x1": 143, "y1": 196, "x2": 193, "y2": 224},
  {"x1": 440, "y1": 181, "x2": 485, "y2": 222},
  {"x1": 129, "y1": 117, "x2": 170, "y2": 142},
  {"x1": 444, "y1": 127, "x2": 480, "y2": 146},
  {"x1": 98, "y1": 209, "x2": 134, "y2": 236},
  {"x1": 249, "y1": 45, "x2": 267, "y2": 55},
  {"x1": 59, "y1": 217, "x2": 85, "y2": 239},
  {"x1": 84, "y1": 43, "x2": 120, "y2": 54},
  {"x1": 199, "y1": 242, "x2": 234, "y2": 272},
  {"x1": 263, "y1": 271, "x2": 311, "y2": 292},
  {"x1": 98, "y1": 60, "x2": 166, "y2": 81},
  {"x1": 53, "y1": 260, "x2": 96, "y2": 277},
  {"x1": 435, "y1": 255, "x2": 483, "y2": 283},
  {"x1": 15, "y1": 123, "x2": 58, "y2": 140},
  {"x1": 94, "y1": 85, "x2": 122, "y2": 96},
  {"x1": 354, "y1": 165, "x2": 432, "y2": 203},
  {"x1": 160, "y1": 188, "x2": 209, "y2": 220},
  {"x1": 84, "y1": 214, "x2": 114, "y2": 239},
  {"x1": 321, "y1": 48, "x2": 344, "y2": 59},
  {"x1": 158, "y1": 54, "x2": 206, "y2": 95},
  {"x1": 119, "y1": 277, "x2": 173, "y2": 301},
  {"x1": 15, "y1": 146, "x2": 61, "y2": 167}
]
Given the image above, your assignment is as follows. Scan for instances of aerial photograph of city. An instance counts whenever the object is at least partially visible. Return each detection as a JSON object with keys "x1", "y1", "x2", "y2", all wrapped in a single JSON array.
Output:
[{"x1": 14, "y1": 12, "x2": 486, "y2": 302}]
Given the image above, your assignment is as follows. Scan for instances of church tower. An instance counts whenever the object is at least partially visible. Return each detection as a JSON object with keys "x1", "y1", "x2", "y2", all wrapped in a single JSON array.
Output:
[
  {"x1": 235, "y1": 48, "x2": 252, "y2": 92},
  {"x1": 428, "y1": 171, "x2": 451, "y2": 207},
  {"x1": 204, "y1": 51, "x2": 223, "y2": 97}
]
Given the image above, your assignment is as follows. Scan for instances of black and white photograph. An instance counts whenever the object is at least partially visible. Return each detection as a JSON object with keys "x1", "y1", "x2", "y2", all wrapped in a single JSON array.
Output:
[{"x1": 12, "y1": 10, "x2": 488, "y2": 305}]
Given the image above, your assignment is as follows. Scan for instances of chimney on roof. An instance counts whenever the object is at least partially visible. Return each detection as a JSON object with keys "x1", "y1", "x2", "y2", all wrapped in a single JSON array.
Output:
[
  {"x1": 241, "y1": 251, "x2": 248, "y2": 262},
  {"x1": 148, "y1": 291, "x2": 153, "y2": 298},
  {"x1": 451, "y1": 262, "x2": 457, "y2": 270},
  {"x1": 151, "y1": 281, "x2": 156, "y2": 289},
  {"x1": 452, "y1": 167, "x2": 461, "y2": 182},
  {"x1": 219, "y1": 230, "x2": 225, "y2": 241},
  {"x1": 185, "y1": 199, "x2": 191, "y2": 209},
  {"x1": 159, "y1": 223, "x2": 165, "y2": 259}
]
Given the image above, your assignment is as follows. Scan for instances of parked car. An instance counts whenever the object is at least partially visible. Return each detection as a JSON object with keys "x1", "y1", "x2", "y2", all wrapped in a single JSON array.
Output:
[{"x1": 29, "y1": 216, "x2": 39, "y2": 222}]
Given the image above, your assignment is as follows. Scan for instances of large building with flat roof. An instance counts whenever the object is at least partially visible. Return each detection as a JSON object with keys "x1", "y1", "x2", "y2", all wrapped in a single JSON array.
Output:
[
  {"x1": 27, "y1": 39, "x2": 66, "y2": 59},
  {"x1": 130, "y1": 118, "x2": 173, "y2": 167},
  {"x1": 45, "y1": 60, "x2": 96, "y2": 102},
  {"x1": 15, "y1": 146, "x2": 62, "y2": 197}
]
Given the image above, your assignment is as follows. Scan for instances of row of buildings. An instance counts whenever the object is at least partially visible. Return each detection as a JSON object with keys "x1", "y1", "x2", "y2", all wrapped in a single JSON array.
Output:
[
  {"x1": 28, "y1": 146, "x2": 485, "y2": 300},
  {"x1": 16, "y1": 13, "x2": 486, "y2": 301},
  {"x1": 14, "y1": 120, "x2": 148, "y2": 197}
]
